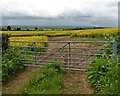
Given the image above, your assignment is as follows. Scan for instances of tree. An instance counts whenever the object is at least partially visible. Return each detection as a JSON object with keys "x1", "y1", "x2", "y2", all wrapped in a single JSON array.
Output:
[
  {"x1": 17, "y1": 28, "x2": 21, "y2": 31},
  {"x1": 35, "y1": 27, "x2": 38, "y2": 31},
  {"x1": 7, "y1": 26, "x2": 11, "y2": 31}
]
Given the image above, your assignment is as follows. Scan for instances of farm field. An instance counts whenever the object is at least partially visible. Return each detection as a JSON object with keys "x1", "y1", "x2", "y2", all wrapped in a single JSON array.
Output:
[
  {"x1": 1, "y1": 0, "x2": 120, "y2": 95},
  {"x1": 9, "y1": 36, "x2": 48, "y2": 47},
  {"x1": 2, "y1": 28, "x2": 120, "y2": 95},
  {"x1": 1, "y1": 28, "x2": 119, "y2": 37}
]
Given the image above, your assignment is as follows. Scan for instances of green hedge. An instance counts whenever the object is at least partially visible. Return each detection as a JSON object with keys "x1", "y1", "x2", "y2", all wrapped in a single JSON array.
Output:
[
  {"x1": 87, "y1": 56, "x2": 119, "y2": 94},
  {"x1": 87, "y1": 35, "x2": 120, "y2": 94}
]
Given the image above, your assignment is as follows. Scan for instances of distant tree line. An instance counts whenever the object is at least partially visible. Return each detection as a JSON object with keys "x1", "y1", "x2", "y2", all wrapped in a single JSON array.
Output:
[
  {"x1": 0, "y1": 25, "x2": 107, "y2": 31},
  {"x1": 63, "y1": 27, "x2": 105, "y2": 30},
  {"x1": 1, "y1": 26, "x2": 44, "y2": 31}
]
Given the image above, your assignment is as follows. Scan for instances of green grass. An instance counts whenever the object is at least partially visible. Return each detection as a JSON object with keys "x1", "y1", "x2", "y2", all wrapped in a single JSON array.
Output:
[{"x1": 20, "y1": 61, "x2": 65, "y2": 95}]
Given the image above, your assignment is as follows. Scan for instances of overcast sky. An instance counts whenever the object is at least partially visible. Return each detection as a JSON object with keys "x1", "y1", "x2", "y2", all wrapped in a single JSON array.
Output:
[{"x1": 0, "y1": 0, "x2": 119, "y2": 27}]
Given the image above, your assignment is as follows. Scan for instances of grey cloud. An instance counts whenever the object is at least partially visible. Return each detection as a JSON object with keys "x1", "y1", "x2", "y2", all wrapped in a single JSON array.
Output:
[
  {"x1": 2, "y1": 15, "x2": 117, "y2": 27},
  {"x1": 107, "y1": 2, "x2": 118, "y2": 7},
  {"x1": 1, "y1": 0, "x2": 118, "y2": 27}
]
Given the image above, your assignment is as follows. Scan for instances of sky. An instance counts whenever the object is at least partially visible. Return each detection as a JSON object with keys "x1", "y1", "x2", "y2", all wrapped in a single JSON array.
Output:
[{"x1": 0, "y1": 0, "x2": 119, "y2": 27}]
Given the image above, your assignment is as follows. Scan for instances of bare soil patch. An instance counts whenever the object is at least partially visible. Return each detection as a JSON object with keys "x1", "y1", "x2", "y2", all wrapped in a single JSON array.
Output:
[{"x1": 59, "y1": 70, "x2": 93, "y2": 94}]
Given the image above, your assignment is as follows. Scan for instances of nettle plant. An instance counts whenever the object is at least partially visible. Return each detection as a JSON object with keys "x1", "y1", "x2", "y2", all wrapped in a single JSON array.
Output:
[{"x1": 87, "y1": 51, "x2": 119, "y2": 94}]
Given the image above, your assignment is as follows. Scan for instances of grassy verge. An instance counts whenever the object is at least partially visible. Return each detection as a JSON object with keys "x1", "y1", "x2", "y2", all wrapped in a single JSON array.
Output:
[{"x1": 20, "y1": 61, "x2": 65, "y2": 94}]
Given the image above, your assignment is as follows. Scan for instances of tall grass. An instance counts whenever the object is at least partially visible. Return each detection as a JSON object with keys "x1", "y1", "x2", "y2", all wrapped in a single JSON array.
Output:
[{"x1": 20, "y1": 61, "x2": 65, "y2": 94}]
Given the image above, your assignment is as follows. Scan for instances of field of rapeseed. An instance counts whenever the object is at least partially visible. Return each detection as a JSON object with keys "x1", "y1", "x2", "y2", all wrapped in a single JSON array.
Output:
[
  {"x1": 9, "y1": 36, "x2": 48, "y2": 47},
  {"x1": 2, "y1": 28, "x2": 119, "y2": 37}
]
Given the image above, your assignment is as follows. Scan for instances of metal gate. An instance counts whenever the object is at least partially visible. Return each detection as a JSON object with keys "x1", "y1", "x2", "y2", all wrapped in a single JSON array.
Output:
[{"x1": 9, "y1": 41, "x2": 117, "y2": 71}]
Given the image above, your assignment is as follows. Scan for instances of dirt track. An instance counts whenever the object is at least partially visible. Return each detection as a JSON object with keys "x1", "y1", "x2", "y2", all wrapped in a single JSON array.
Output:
[
  {"x1": 59, "y1": 71, "x2": 93, "y2": 94},
  {"x1": 2, "y1": 67, "x2": 38, "y2": 94}
]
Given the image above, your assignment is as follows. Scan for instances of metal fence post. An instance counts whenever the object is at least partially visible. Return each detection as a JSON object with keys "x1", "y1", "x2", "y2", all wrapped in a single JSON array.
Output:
[
  {"x1": 68, "y1": 42, "x2": 71, "y2": 69},
  {"x1": 113, "y1": 41, "x2": 117, "y2": 61}
]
